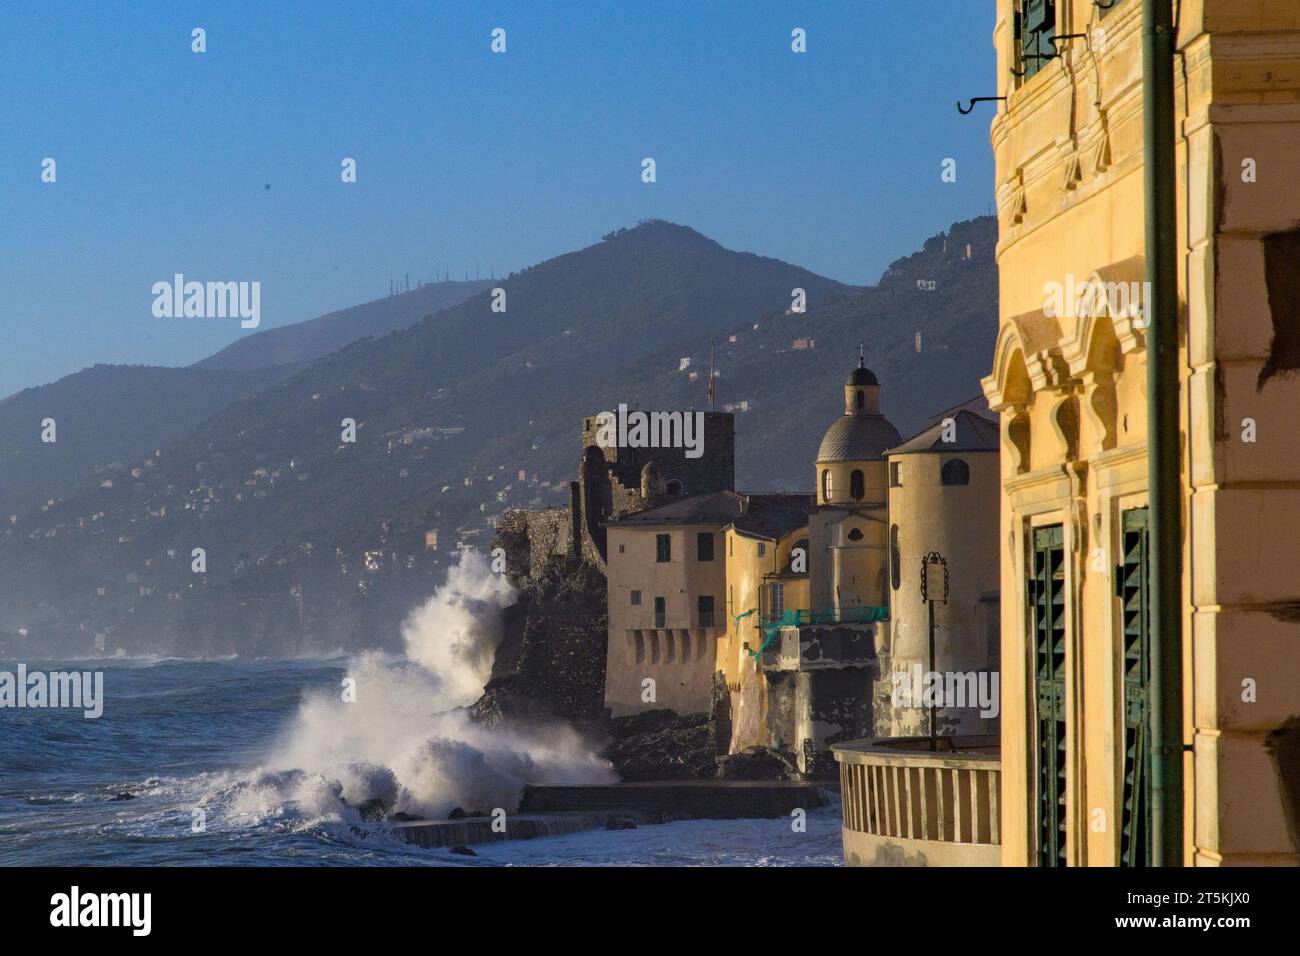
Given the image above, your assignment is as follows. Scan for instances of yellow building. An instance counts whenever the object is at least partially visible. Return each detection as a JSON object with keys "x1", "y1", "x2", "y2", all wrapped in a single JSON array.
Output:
[
  {"x1": 830, "y1": 398, "x2": 1006, "y2": 867},
  {"x1": 604, "y1": 492, "x2": 738, "y2": 716},
  {"x1": 604, "y1": 491, "x2": 810, "y2": 721},
  {"x1": 604, "y1": 359, "x2": 908, "y2": 774},
  {"x1": 810, "y1": 357, "x2": 901, "y2": 617},
  {"x1": 721, "y1": 358, "x2": 909, "y2": 774},
  {"x1": 881, "y1": 408, "x2": 1002, "y2": 739},
  {"x1": 981, "y1": 0, "x2": 1300, "y2": 865},
  {"x1": 718, "y1": 501, "x2": 810, "y2": 752}
]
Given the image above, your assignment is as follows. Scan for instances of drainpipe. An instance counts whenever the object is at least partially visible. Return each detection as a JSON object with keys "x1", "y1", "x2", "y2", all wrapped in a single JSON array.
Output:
[{"x1": 1143, "y1": 0, "x2": 1184, "y2": 867}]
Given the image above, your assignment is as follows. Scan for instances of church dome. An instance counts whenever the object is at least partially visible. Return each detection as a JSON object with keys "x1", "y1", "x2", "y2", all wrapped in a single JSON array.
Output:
[
  {"x1": 847, "y1": 366, "x2": 878, "y2": 386},
  {"x1": 817, "y1": 414, "x2": 902, "y2": 463},
  {"x1": 817, "y1": 349, "x2": 899, "y2": 462}
]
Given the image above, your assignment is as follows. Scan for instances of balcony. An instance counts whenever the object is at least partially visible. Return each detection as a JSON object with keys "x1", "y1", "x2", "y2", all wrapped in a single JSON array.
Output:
[
  {"x1": 758, "y1": 606, "x2": 888, "y2": 673},
  {"x1": 832, "y1": 735, "x2": 1001, "y2": 867},
  {"x1": 770, "y1": 606, "x2": 889, "y2": 627}
]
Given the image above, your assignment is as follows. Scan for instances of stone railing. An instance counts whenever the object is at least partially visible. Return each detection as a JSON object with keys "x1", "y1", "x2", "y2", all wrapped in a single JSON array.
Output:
[{"x1": 832, "y1": 735, "x2": 1001, "y2": 867}]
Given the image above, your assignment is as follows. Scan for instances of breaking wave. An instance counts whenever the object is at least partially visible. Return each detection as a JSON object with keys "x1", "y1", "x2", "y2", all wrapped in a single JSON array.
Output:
[{"x1": 242, "y1": 550, "x2": 613, "y2": 823}]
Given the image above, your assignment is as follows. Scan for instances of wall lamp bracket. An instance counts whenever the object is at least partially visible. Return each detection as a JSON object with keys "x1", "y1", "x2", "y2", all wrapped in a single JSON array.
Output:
[
  {"x1": 1051, "y1": 32, "x2": 1092, "y2": 48},
  {"x1": 957, "y1": 96, "x2": 1007, "y2": 115}
]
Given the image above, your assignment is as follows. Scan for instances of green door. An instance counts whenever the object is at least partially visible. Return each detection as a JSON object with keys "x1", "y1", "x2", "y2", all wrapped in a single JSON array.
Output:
[
  {"x1": 1117, "y1": 507, "x2": 1152, "y2": 866},
  {"x1": 1031, "y1": 524, "x2": 1067, "y2": 867}
]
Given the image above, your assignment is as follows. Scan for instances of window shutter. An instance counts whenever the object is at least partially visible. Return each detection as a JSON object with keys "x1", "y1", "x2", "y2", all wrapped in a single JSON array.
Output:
[
  {"x1": 1031, "y1": 524, "x2": 1067, "y2": 867},
  {"x1": 1119, "y1": 508, "x2": 1152, "y2": 867}
]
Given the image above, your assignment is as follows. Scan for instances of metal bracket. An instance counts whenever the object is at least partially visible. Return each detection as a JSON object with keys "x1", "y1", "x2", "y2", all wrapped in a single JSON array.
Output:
[
  {"x1": 1051, "y1": 32, "x2": 1092, "y2": 49},
  {"x1": 957, "y1": 96, "x2": 1006, "y2": 115}
]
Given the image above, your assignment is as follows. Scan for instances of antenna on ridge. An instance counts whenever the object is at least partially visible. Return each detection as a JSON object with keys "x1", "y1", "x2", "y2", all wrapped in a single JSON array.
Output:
[{"x1": 708, "y1": 340, "x2": 716, "y2": 412}]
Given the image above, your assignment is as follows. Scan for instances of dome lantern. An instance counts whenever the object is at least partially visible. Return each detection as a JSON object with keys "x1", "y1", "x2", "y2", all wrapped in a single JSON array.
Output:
[
  {"x1": 815, "y1": 346, "x2": 901, "y2": 506},
  {"x1": 844, "y1": 341, "x2": 881, "y2": 415}
]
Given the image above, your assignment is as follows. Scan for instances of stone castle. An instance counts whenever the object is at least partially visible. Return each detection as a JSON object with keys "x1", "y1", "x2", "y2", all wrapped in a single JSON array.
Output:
[{"x1": 498, "y1": 410, "x2": 736, "y2": 575}]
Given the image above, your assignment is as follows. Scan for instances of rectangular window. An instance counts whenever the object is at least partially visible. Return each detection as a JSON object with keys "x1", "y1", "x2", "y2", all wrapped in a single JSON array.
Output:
[
  {"x1": 1014, "y1": 0, "x2": 1057, "y2": 84},
  {"x1": 758, "y1": 542, "x2": 766, "y2": 558},
  {"x1": 656, "y1": 533, "x2": 671, "y2": 563},
  {"x1": 630, "y1": 590, "x2": 642, "y2": 606},
  {"x1": 889, "y1": 461, "x2": 902, "y2": 487},
  {"x1": 769, "y1": 583, "x2": 785, "y2": 624},
  {"x1": 696, "y1": 531, "x2": 714, "y2": 562},
  {"x1": 698, "y1": 595, "x2": 715, "y2": 628},
  {"x1": 654, "y1": 596, "x2": 666, "y2": 629},
  {"x1": 729, "y1": 535, "x2": 734, "y2": 557}
]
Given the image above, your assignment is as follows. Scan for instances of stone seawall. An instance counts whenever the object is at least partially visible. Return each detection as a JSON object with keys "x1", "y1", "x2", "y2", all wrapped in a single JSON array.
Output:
[
  {"x1": 391, "y1": 811, "x2": 638, "y2": 849},
  {"x1": 521, "y1": 781, "x2": 829, "y2": 820},
  {"x1": 389, "y1": 782, "x2": 833, "y2": 850}
]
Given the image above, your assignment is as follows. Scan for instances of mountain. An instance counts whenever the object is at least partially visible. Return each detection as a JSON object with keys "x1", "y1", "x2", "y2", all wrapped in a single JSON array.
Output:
[
  {"x1": 0, "y1": 364, "x2": 297, "y2": 514},
  {"x1": 193, "y1": 279, "x2": 493, "y2": 371},
  {"x1": 458, "y1": 218, "x2": 999, "y2": 496},
  {"x1": 0, "y1": 219, "x2": 995, "y2": 660},
  {"x1": 0, "y1": 281, "x2": 491, "y2": 513}
]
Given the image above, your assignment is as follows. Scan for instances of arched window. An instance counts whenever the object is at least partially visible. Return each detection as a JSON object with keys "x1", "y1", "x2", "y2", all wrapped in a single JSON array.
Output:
[
  {"x1": 850, "y1": 469, "x2": 865, "y2": 500},
  {"x1": 890, "y1": 525, "x2": 901, "y2": 590},
  {"x1": 941, "y1": 459, "x2": 970, "y2": 486},
  {"x1": 847, "y1": 527, "x2": 864, "y2": 542},
  {"x1": 855, "y1": 389, "x2": 864, "y2": 410},
  {"x1": 821, "y1": 469, "x2": 832, "y2": 501},
  {"x1": 666, "y1": 478, "x2": 685, "y2": 496}
]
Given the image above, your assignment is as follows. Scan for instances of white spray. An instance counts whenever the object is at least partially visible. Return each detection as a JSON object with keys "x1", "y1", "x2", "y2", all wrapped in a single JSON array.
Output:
[{"x1": 248, "y1": 550, "x2": 614, "y2": 823}]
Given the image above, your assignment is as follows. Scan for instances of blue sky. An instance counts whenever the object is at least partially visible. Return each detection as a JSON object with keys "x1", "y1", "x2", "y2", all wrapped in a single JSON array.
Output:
[{"x1": 0, "y1": 1, "x2": 997, "y2": 397}]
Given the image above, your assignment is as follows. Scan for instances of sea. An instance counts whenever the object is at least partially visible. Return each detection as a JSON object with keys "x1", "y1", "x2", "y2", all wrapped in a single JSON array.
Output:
[{"x1": 0, "y1": 656, "x2": 843, "y2": 867}]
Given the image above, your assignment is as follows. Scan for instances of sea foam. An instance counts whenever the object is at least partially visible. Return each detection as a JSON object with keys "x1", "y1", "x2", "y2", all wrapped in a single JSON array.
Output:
[{"x1": 258, "y1": 550, "x2": 613, "y2": 821}]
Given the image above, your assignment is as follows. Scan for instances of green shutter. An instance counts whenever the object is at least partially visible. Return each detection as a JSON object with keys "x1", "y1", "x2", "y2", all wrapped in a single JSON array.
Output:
[
  {"x1": 1031, "y1": 524, "x2": 1067, "y2": 867},
  {"x1": 1118, "y1": 508, "x2": 1152, "y2": 867}
]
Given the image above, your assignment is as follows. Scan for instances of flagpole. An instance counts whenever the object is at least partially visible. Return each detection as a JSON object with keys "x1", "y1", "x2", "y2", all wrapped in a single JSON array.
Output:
[{"x1": 709, "y1": 340, "x2": 715, "y2": 411}]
